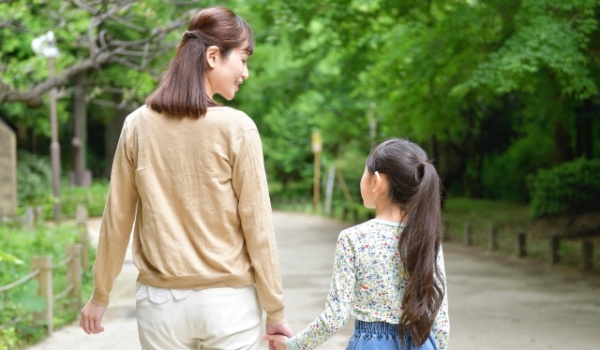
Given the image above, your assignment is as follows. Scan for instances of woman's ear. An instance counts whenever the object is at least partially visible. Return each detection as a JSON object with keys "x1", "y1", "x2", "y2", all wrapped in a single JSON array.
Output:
[{"x1": 206, "y1": 46, "x2": 220, "y2": 68}]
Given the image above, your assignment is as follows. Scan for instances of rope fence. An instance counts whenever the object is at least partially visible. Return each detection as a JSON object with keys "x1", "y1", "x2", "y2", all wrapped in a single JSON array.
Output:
[{"x1": 0, "y1": 205, "x2": 89, "y2": 336}]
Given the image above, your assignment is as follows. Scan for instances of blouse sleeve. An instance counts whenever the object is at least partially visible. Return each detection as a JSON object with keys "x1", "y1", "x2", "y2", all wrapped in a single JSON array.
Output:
[
  {"x1": 431, "y1": 247, "x2": 450, "y2": 350},
  {"x1": 288, "y1": 230, "x2": 356, "y2": 350}
]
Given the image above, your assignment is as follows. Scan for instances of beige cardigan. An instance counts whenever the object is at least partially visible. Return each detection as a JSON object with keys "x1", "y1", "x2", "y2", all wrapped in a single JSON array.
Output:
[{"x1": 91, "y1": 105, "x2": 286, "y2": 325}]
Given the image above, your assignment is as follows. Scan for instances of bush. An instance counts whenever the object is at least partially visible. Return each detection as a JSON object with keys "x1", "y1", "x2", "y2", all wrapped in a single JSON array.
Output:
[
  {"x1": 16, "y1": 152, "x2": 52, "y2": 208},
  {"x1": 528, "y1": 158, "x2": 600, "y2": 218},
  {"x1": 17, "y1": 150, "x2": 109, "y2": 220},
  {"x1": 0, "y1": 222, "x2": 94, "y2": 349},
  {"x1": 60, "y1": 181, "x2": 109, "y2": 218},
  {"x1": 481, "y1": 130, "x2": 554, "y2": 202}
]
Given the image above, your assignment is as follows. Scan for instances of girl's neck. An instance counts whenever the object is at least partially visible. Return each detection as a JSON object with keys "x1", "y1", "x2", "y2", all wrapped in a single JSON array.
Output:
[{"x1": 375, "y1": 203, "x2": 405, "y2": 223}]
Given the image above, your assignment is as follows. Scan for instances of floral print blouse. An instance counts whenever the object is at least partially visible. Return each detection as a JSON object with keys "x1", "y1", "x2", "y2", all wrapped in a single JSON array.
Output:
[{"x1": 286, "y1": 219, "x2": 450, "y2": 350}]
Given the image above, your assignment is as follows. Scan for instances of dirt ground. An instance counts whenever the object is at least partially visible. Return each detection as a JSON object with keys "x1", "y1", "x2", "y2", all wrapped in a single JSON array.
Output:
[{"x1": 25, "y1": 212, "x2": 600, "y2": 350}]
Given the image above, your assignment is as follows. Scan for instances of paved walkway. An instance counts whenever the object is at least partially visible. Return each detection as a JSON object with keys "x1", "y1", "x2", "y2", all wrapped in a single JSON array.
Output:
[{"x1": 26, "y1": 212, "x2": 600, "y2": 349}]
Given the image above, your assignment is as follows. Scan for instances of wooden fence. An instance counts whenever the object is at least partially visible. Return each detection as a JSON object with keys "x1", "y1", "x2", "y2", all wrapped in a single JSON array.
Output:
[
  {"x1": 275, "y1": 197, "x2": 596, "y2": 273},
  {"x1": 0, "y1": 205, "x2": 89, "y2": 335},
  {"x1": 455, "y1": 222, "x2": 596, "y2": 272}
]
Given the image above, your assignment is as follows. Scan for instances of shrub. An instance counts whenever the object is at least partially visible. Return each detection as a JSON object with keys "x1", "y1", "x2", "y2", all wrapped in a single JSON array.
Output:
[
  {"x1": 60, "y1": 181, "x2": 109, "y2": 218},
  {"x1": 528, "y1": 158, "x2": 600, "y2": 218},
  {"x1": 0, "y1": 223, "x2": 93, "y2": 348},
  {"x1": 16, "y1": 152, "x2": 52, "y2": 208}
]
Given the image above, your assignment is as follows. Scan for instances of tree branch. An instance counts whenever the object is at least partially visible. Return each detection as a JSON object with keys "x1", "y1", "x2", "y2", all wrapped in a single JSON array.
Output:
[{"x1": 0, "y1": 5, "x2": 195, "y2": 106}]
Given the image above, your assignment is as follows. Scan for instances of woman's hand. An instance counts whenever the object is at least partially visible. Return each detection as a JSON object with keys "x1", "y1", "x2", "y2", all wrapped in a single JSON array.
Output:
[
  {"x1": 80, "y1": 300, "x2": 107, "y2": 334},
  {"x1": 263, "y1": 333, "x2": 289, "y2": 350}
]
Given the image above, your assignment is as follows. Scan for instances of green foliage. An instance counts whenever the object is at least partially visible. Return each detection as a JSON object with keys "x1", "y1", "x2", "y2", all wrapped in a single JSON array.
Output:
[
  {"x1": 16, "y1": 151, "x2": 52, "y2": 207},
  {"x1": 16, "y1": 147, "x2": 108, "y2": 218},
  {"x1": 452, "y1": 0, "x2": 599, "y2": 99},
  {"x1": 481, "y1": 129, "x2": 554, "y2": 202},
  {"x1": 4, "y1": 0, "x2": 600, "y2": 205},
  {"x1": 60, "y1": 181, "x2": 109, "y2": 218},
  {"x1": 529, "y1": 158, "x2": 600, "y2": 217},
  {"x1": 0, "y1": 222, "x2": 92, "y2": 348},
  {"x1": 251, "y1": 0, "x2": 600, "y2": 203}
]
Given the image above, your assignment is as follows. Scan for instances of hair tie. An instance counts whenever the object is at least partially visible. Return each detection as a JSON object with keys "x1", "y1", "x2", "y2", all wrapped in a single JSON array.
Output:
[{"x1": 415, "y1": 162, "x2": 425, "y2": 181}]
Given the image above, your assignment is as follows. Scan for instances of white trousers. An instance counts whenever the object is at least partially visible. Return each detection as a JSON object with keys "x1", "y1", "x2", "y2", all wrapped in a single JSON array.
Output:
[{"x1": 136, "y1": 286, "x2": 262, "y2": 350}]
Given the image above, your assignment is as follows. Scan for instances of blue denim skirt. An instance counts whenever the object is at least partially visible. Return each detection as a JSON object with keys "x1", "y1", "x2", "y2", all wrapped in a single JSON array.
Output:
[{"x1": 345, "y1": 320, "x2": 438, "y2": 350}]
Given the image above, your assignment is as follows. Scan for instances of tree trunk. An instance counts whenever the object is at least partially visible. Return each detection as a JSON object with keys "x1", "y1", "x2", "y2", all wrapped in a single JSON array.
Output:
[
  {"x1": 72, "y1": 72, "x2": 88, "y2": 186},
  {"x1": 552, "y1": 118, "x2": 573, "y2": 163},
  {"x1": 575, "y1": 99, "x2": 594, "y2": 159}
]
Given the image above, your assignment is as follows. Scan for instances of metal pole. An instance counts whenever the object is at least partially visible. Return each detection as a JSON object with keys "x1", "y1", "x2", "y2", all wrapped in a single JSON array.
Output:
[{"x1": 48, "y1": 57, "x2": 61, "y2": 224}]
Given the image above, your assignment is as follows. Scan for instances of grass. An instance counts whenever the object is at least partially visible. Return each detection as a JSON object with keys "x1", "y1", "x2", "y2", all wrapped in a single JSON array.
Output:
[{"x1": 0, "y1": 218, "x2": 96, "y2": 349}]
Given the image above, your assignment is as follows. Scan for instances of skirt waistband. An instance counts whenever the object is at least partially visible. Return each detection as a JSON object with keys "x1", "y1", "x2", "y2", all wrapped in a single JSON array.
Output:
[{"x1": 354, "y1": 320, "x2": 399, "y2": 337}]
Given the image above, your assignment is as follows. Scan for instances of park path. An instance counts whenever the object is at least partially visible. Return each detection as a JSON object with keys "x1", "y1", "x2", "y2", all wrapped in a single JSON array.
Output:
[{"x1": 25, "y1": 211, "x2": 600, "y2": 350}]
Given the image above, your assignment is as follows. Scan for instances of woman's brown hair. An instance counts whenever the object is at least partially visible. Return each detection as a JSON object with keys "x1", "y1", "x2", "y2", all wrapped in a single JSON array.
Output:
[
  {"x1": 365, "y1": 138, "x2": 445, "y2": 347},
  {"x1": 145, "y1": 7, "x2": 254, "y2": 118}
]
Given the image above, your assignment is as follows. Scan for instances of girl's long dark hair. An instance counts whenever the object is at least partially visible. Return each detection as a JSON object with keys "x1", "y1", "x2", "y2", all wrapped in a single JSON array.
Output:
[
  {"x1": 365, "y1": 138, "x2": 445, "y2": 346},
  {"x1": 146, "y1": 7, "x2": 254, "y2": 118}
]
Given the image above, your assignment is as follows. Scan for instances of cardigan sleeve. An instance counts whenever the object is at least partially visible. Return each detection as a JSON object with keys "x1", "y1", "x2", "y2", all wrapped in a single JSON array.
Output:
[
  {"x1": 91, "y1": 117, "x2": 139, "y2": 306},
  {"x1": 232, "y1": 129, "x2": 286, "y2": 325}
]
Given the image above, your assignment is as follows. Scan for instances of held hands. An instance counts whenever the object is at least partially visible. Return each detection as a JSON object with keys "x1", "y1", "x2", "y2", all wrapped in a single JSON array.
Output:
[
  {"x1": 79, "y1": 299, "x2": 107, "y2": 335},
  {"x1": 265, "y1": 322, "x2": 294, "y2": 350},
  {"x1": 263, "y1": 333, "x2": 290, "y2": 350}
]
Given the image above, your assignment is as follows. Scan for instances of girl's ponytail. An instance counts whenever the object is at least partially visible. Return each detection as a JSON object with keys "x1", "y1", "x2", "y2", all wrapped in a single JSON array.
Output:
[{"x1": 399, "y1": 161, "x2": 444, "y2": 346}]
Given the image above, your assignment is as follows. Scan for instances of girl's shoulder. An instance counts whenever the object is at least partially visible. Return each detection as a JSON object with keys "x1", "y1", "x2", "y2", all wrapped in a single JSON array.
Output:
[{"x1": 339, "y1": 219, "x2": 403, "y2": 240}]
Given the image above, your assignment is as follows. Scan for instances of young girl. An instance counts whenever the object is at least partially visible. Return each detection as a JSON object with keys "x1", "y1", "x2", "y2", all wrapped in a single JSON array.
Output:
[
  {"x1": 80, "y1": 6, "x2": 292, "y2": 349},
  {"x1": 265, "y1": 138, "x2": 449, "y2": 350}
]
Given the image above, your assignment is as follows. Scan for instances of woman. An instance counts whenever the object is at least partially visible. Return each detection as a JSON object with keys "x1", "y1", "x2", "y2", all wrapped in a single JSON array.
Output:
[{"x1": 80, "y1": 7, "x2": 292, "y2": 350}]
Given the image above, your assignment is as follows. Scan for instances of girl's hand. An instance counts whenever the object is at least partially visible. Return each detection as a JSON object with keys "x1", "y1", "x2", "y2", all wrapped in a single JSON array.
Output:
[{"x1": 263, "y1": 333, "x2": 289, "y2": 350}]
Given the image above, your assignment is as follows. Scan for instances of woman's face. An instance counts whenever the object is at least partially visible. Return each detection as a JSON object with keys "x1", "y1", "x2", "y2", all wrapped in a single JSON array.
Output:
[{"x1": 206, "y1": 46, "x2": 250, "y2": 100}]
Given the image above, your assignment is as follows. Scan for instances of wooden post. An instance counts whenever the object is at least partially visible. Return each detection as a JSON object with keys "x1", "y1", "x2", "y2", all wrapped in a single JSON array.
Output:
[
  {"x1": 311, "y1": 131, "x2": 322, "y2": 213},
  {"x1": 582, "y1": 241, "x2": 593, "y2": 272},
  {"x1": 550, "y1": 235, "x2": 561, "y2": 265},
  {"x1": 488, "y1": 224, "x2": 498, "y2": 251},
  {"x1": 517, "y1": 231, "x2": 527, "y2": 258},
  {"x1": 463, "y1": 222, "x2": 473, "y2": 246},
  {"x1": 67, "y1": 244, "x2": 83, "y2": 311},
  {"x1": 335, "y1": 170, "x2": 354, "y2": 203},
  {"x1": 76, "y1": 205, "x2": 89, "y2": 269},
  {"x1": 34, "y1": 206, "x2": 44, "y2": 225},
  {"x1": 32, "y1": 256, "x2": 53, "y2": 334},
  {"x1": 24, "y1": 207, "x2": 35, "y2": 229}
]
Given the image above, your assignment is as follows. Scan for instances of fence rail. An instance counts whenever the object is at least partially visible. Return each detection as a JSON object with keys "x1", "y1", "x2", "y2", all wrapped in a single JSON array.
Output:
[
  {"x1": 274, "y1": 197, "x2": 597, "y2": 273},
  {"x1": 0, "y1": 205, "x2": 89, "y2": 336},
  {"x1": 453, "y1": 222, "x2": 596, "y2": 272}
]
